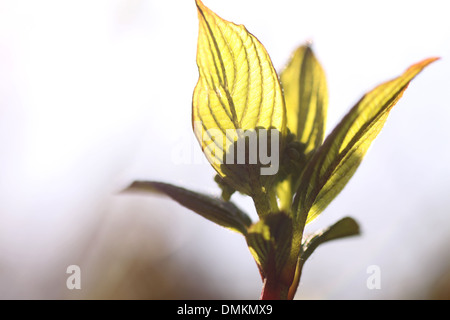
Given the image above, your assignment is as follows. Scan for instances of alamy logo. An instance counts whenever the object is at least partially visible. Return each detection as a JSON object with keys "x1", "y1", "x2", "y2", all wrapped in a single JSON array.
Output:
[
  {"x1": 66, "y1": 265, "x2": 81, "y2": 290},
  {"x1": 366, "y1": 265, "x2": 381, "y2": 290},
  {"x1": 172, "y1": 121, "x2": 280, "y2": 176}
]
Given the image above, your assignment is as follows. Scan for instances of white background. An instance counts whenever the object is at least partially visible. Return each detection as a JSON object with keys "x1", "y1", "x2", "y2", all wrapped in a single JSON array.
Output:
[{"x1": 0, "y1": 0, "x2": 449, "y2": 299}]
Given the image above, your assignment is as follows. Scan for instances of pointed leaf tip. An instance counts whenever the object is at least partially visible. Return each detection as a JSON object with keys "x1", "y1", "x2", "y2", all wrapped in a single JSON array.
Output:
[
  {"x1": 287, "y1": 216, "x2": 361, "y2": 299},
  {"x1": 276, "y1": 43, "x2": 328, "y2": 210},
  {"x1": 125, "y1": 181, "x2": 252, "y2": 235},
  {"x1": 293, "y1": 57, "x2": 438, "y2": 225},
  {"x1": 301, "y1": 217, "x2": 360, "y2": 263},
  {"x1": 192, "y1": 0, "x2": 286, "y2": 210}
]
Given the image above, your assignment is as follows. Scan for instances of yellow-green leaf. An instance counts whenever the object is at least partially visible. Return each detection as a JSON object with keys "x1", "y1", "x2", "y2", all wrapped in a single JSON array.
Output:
[
  {"x1": 293, "y1": 57, "x2": 438, "y2": 225},
  {"x1": 277, "y1": 44, "x2": 328, "y2": 211},
  {"x1": 280, "y1": 44, "x2": 328, "y2": 155},
  {"x1": 192, "y1": 0, "x2": 286, "y2": 204}
]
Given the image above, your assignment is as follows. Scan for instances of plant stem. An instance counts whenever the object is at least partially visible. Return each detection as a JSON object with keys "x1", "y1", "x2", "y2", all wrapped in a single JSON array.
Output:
[
  {"x1": 252, "y1": 186, "x2": 279, "y2": 217},
  {"x1": 268, "y1": 188, "x2": 279, "y2": 212},
  {"x1": 277, "y1": 180, "x2": 292, "y2": 212},
  {"x1": 287, "y1": 258, "x2": 305, "y2": 299},
  {"x1": 260, "y1": 277, "x2": 289, "y2": 300}
]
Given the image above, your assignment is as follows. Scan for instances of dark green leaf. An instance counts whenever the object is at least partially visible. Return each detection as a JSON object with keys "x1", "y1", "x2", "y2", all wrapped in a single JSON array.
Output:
[
  {"x1": 124, "y1": 181, "x2": 252, "y2": 235},
  {"x1": 301, "y1": 216, "x2": 360, "y2": 263},
  {"x1": 288, "y1": 216, "x2": 360, "y2": 299}
]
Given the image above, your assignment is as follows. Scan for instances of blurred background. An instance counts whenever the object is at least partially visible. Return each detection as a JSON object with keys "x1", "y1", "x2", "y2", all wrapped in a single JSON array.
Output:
[{"x1": 0, "y1": 0, "x2": 449, "y2": 299}]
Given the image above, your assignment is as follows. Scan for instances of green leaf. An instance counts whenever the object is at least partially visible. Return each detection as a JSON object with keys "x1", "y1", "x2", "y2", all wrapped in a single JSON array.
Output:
[
  {"x1": 293, "y1": 57, "x2": 439, "y2": 225},
  {"x1": 280, "y1": 44, "x2": 328, "y2": 155},
  {"x1": 277, "y1": 44, "x2": 328, "y2": 211},
  {"x1": 246, "y1": 212, "x2": 293, "y2": 282},
  {"x1": 301, "y1": 217, "x2": 360, "y2": 263},
  {"x1": 124, "y1": 181, "x2": 252, "y2": 235},
  {"x1": 193, "y1": 0, "x2": 286, "y2": 206},
  {"x1": 287, "y1": 217, "x2": 360, "y2": 299}
]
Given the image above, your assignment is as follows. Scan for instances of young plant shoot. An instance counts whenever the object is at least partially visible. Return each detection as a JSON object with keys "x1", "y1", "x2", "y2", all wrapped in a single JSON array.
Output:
[{"x1": 125, "y1": 0, "x2": 438, "y2": 300}]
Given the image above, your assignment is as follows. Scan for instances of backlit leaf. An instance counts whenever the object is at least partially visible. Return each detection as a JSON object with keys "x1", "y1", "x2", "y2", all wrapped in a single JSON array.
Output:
[
  {"x1": 293, "y1": 57, "x2": 438, "y2": 225},
  {"x1": 280, "y1": 44, "x2": 328, "y2": 155},
  {"x1": 277, "y1": 44, "x2": 328, "y2": 210},
  {"x1": 193, "y1": 0, "x2": 286, "y2": 203}
]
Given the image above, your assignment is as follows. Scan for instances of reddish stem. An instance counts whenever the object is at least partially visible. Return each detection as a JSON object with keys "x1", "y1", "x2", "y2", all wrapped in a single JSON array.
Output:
[{"x1": 260, "y1": 277, "x2": 288, "y2": 300}]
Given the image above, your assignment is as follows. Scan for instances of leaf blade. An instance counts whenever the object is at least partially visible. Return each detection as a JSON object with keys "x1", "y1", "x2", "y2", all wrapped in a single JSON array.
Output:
[
  {"x1": 301, "y1": 217, "x2": 360, "y2": 262},
  {"x1": 293, "y1": 57, "x2": 439, "y2": 225},
  {"x1": 277, "y1": 44, "x2": 328, "y2": 211},
  {"x1": 280, "y1": 44, "x2": 328, "y2": 154},
  {"x1": 193, "y1": 0, "x2": 286, "y2": 196},
  {"x1": 125, "y1": 181, "x2": 252, "y2": 235},
  {"x1": 287, "y1": 216, "x2": 360, "y2": 299}
]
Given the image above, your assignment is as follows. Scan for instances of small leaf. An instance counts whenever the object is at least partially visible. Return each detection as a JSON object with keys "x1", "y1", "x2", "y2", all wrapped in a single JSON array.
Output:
[
  {"x1": 280, "y1": 44, "x2": 328, "y2": 155},
  {"x1": 293, "y1": 57, "x2": 439, "y2": 225},
  {"x1": 301, "y1": 217, "x2": 360, "y2": 263},
  {"x1": 277, "y1": 44, "x2": 328, "y2": 210},
  {"x1": 193, "y1": 0, "x2": 286, "y2": 203},
  {"x1": 246, "y1": 212, "x2": 293, "y2": 281},
  {"x1": 125, "y1": 181, "x2": 252, "y2": 235},
  {"x1": 287, "y1": 217, "x2": 360, "y2": 299}
]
